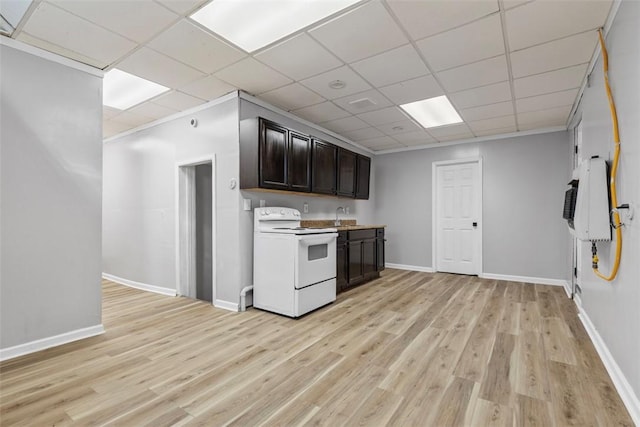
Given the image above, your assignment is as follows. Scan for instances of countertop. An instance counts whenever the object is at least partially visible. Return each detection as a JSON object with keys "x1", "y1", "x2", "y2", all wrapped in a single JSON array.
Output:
[{"x1": 300, "y1": 219, "x2": 385, "y2": 231}]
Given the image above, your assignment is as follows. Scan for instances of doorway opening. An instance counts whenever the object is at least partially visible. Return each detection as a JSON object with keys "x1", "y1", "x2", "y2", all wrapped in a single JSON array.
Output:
[
  {"x1": 432, "y1": 158, "x2": 483, "y2": 275},
  {"x1": 176, "y1": 157, "x2": 216, "y2": 303}
]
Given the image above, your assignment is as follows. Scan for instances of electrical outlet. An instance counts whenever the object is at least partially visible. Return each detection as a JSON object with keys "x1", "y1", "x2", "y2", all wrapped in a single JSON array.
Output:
[
  {"x1": 243, "y1": 199, "x2": 251, "y2": 211},
  {"x1": 260, "y1": 200, "x2": 266, "y2": 208},
  {"x1": 303, "y1": 202, "x2": 309, "y2": 213},
  {"x1": 345, "y1": 207, "x2": 350, "y2": 215}
]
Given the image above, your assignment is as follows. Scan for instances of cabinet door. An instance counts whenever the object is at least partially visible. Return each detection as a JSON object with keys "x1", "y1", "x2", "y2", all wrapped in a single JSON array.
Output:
[
  {"x1": 362, "y1": 238, "x2": 377, "y2": 277},
  {"x1": 355, "y1": 155, "x2": 371, "y2": 200},
  {"x1": 337, "y1": 148, "x2": 357, "y2": 197},
  {"x1": 259, "y1": 120, "x2": 288, "y2": 190},
  {"x1": 288, "y1": 131, "x2": 311, "y2": 192},
  {"x1": 312, "y1": 139, "x2": 337, "y2": 195},
  {"x1": 336, "y1": 242, "x2": 348, "y2": 292},
  {"x1": 348, "y1": 241, "x2": 363, "y2": 285},
  {"x1": 376, "y1": 238, "x2": 385, "y2": 272}
]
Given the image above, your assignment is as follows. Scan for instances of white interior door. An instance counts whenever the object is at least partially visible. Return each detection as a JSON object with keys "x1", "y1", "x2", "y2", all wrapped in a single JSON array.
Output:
[{"x1": 434, "y1": 160, "x2": 482, "y2": 275}]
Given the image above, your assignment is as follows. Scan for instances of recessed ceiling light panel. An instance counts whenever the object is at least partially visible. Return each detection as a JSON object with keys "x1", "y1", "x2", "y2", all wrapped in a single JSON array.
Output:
[
  {"x1": 400, "y1": 95, "x2": 463, "y2": 128},
  {"x1": 103, "y1": 69, "x2": 169, "y2": 110},
  {"x1": 190, "y1": 0, "x2": 361, "y2": 53}
]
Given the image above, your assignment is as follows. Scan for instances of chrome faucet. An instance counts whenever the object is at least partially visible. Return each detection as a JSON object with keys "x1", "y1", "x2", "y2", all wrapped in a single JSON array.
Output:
[{"x1": 335, "y1": 206, "x2": 345, "y2": 226}]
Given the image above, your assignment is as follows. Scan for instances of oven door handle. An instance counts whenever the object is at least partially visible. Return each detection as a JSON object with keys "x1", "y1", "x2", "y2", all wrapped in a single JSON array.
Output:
[{"x1": 298, "y1": 233, "x2": 338, "y2": 247}]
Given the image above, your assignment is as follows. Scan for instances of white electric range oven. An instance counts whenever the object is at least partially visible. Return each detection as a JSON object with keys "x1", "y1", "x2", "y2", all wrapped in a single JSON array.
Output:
[{"x1": 253, "y1": 207, "x2": 338, "y2": 317}]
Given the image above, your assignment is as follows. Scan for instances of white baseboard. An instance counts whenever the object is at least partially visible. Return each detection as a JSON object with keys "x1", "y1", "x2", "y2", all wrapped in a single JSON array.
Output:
[
  {"x1": 385, "y1": 263, "x2": 435, "y2": 273},
  {"x1": 0, "y1": 324, "x2": 105, "y2": 362},
  {"x1": 215, "y1": 299, "x2": 239, "y2": 312},
  {"x1": 480, "y1": 272, "x2": 568, "y2": 287},
  {"x1": 578, "y1": 306, "x2": 640, "y2": 425},
  {"x1": 102, "y1": 273, "x2": 177, "y2": 297}
]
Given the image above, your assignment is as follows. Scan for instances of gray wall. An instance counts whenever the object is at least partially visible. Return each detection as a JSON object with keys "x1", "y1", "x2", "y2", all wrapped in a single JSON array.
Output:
[
  {"x1": 103, "y1": 97, "x2": 243, "y2": 305},
  {"x1": 573, "y1": 0, "x2": 640, "y2": 404},
  {"x1": 0, "y1": 43, "x2": 103, "y2": 349},
  {"x1": 374, "y1": 131, "x2": 572, "y2": 280}
]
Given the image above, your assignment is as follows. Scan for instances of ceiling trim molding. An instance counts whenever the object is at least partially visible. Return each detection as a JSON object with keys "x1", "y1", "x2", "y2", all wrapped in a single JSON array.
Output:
[
  {"x1": 0, "y1": 36, "x2": 103, "y2": 78},
  {"x1": 103, "y1": 90, "x2": 239, "y2": 143},
  {"x1": 237, "y1": 91, "x2": 374, "y2": 155},
  {"x1": 374, "y1": 125, "x2": 567, "y2": 155},
  {"x1": 566, "y1": 0, "x2": 622, "y2": 130}
]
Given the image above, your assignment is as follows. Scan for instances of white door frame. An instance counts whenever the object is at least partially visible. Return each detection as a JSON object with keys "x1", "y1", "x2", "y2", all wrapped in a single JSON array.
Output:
[
  {"x1": 175, "y1": 155, "x2": 217, "y2": 303},
  {"x1": 432, "y1": 157, "x2": 483, "y2": 274}
]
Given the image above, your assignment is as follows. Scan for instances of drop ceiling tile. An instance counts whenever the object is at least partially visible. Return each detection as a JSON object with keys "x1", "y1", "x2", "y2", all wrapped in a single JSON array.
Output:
[
  {"x1": 376, "y1": 120, "x2": 421, "y2": 136},
  {"x1": 510, "y1": 32, "x2": 597, "y2": 78},
  {"x1": 309, "y1": 1, "x2": 407, "y2": 63},
  {"x1": 321, "y1": 116, "x2": 369, "y2": 133},
  {"x1": 179, "y1": 75, "x2": 236, "y2": 100},
  {"x1": 343, "y1": 127, "x2": 385, "y2": 141},
  {"x1": 117, "y1": 47, "x2": 205, "y2": 88},
  {"x1": 155, "y1": 0, "x2": 208, "y2": 15},
  {"x1": 128, "y1": 102, "x2": 178, "y2": 120},
  {"x1": 379, "y1": 75, "x2": 444, "y2": 105},
  {"x1": 16, "y1": 32, "x2": 106, "y2": 68},
  {"x1": 513, "y1": 64, "x2": 588, "y2": 98},
  {"x1": 517, "y1": 105, "x2": 572, "y2": 127},
  {"x1": 460, "y1": 101, "x2": 514, "y2": 122},
  {"x1": 350, "y1": 44, "x2": 429, "y2": 87},
  {"x1": 292, "y1": 102, "x2": 350, "y2": 123},
  {"x1": 502, "y1": 1, "x2": 532, "y2": 10},
  {"x1": 416, "y1": 14, "x2": 504, "y2": 72},
  {"x1": 506, "y1": 0, "x2": 612, "y2": 51},
  {"x1": 449, "y1": 81, "x2": 512, "y2": 109},
  {"x1": 49, "y1": 0, "x2": 178, "y2": 43},
  {"x1": 111, "y1": 110, "x2": 155, "y2": 127},
  {"x1": 387, "y1": 0, "x2": 498, "y2": 40},
  {"x1": 358, "y1": 135, "x2": 398, "y2": 148},
  {"x1": 369, "y1": 141, "x2": 404, "y2": 151},
  {"x1": 103, "y1": 120, "x2": 133, "y2": 138},
  {"x1": 148, "y1": 20, "x2": 245, "y2": 74},
  {"x1": 258, "y1": 83, "x2": 325, "y2": 111},
  {"x1": 474, "y1": 126, "x2": 517, "y2": 137},
  {"x1": 214, "y1": 58, "x2": 292, "y2": 95},
  {"x1": 519, "y1": 119, "x2": 567, "y2": 131},
  {"x1": 299, "y1": 66, "x2": 371, "y2": 100},
  {"x1": 21, "y1": 2, "x2": 136, "y2": 66},
  {"x1": 435, "y1": 132, "x2": 475, "y2": 142},
  {"x1": 357, "y1": 107, "x2": 408, "y2": 126},
  {"x1": 516, "y1": 89, "x2": 579, "y2": 114},
  {"x1": 392, "y1": 130, "x2": 435, "y2": 144},
  {"x1": 427, "y1": 123, "x2": 472, "y2": 138},
  {"x1": 255, "y1": 33, "x2": 343, "y2": 81},
  {"x1": 332, "y1": 89, "x2": 392, "y2": 114},
  {"x1": 103, "y1": 106, "x2": 120, "y2": 120},
  {"x1": 437, "y1": 55, "x2": 509, "y2": 92},
  {"x1": 467, "y1": 115, "x2": 516, "y2": 132},
  {"x1": 152, "y1": 90, "x2": 206, "y2": 111}
]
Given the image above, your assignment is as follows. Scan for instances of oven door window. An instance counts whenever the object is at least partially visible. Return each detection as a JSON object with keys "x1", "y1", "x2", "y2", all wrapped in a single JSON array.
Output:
[{"x1": 308, "y1": 244, "x2": 328, "y2": 261}]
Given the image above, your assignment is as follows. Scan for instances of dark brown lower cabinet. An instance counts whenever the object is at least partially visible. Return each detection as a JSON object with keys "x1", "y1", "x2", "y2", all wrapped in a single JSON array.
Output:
[
  {"x1": 338, "y1": 228, "x2": 385, "y2": 293},
  {"x1": 336, "y1": 232, "x2": 348, "y2": 291}
]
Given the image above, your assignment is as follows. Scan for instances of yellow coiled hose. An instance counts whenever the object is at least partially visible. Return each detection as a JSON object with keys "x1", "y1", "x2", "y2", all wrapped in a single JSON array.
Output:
[{"x1": 592, "y1": 28, "x2": 622, "y2": 281}]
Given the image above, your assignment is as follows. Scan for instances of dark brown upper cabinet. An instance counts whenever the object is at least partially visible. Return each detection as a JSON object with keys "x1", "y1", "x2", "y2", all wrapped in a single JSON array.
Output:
[
  {"x1": 240, "y1": 117, "x2": 370, "y2": 198},
  {"x1": 337, "y1": 148, "x2": 357, "y2": 198},
  {"x1": 355, "y1": 155, "x2": 371, "y2": 200},
  {"x1": 259, "y1": 120, "x2": 289, "y2": 190},
  {"x1": 240, "y1": 118, "x2": 311, "y2": 192},
  {"x1": 288, "y1": 131, "x2": 311, "y2": 192},
  {"x1": 311, "y1": 139, "x2": 336, "y2": 195}
]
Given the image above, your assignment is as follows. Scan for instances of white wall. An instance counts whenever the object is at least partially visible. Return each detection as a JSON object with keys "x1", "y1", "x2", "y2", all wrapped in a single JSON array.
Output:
[
  {"x1": 573, "y1": 0, "x2": 640, "y2": 415},
  {"x1": 102, "y1": 96, "x2": 243, "y2": 305},
  {"x1": 374, "y1": 131, "x2": 572, "y2": 281},
  {"x1": 0, "y1": 41, "x2": 103, "y2": 350}
]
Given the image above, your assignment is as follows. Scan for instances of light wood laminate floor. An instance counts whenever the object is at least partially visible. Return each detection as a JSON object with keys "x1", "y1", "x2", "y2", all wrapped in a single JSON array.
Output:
[{"x1": 0, "y1": 269, "x2": 633, "y2": 426}]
